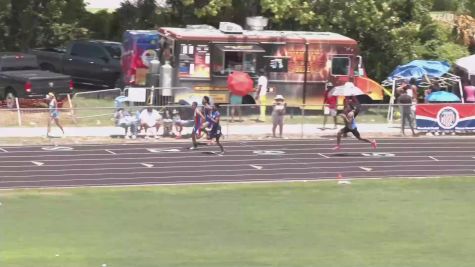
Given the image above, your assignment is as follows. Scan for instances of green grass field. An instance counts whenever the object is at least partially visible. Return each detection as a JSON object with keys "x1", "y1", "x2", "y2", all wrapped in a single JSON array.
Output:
[{"x1": 2, "y1": 177, "x2": 475, "y2": 267}]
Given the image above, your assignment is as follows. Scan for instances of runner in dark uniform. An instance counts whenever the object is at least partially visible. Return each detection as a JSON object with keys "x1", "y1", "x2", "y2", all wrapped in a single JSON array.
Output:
[
  {"x1": 207, "y1": 104, "x2": 224, "y2": 154},
  {"x1": 333, "y1": 107, "x2": 377, "y2": 151},
  {"x1": 190, "y1": 102, "x2": 205, "y2": 150}
]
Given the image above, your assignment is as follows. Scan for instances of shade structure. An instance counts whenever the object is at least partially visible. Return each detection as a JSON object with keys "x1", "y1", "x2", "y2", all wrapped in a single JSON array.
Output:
[
  {"x1": 427, "y1": 91, "x2": 461, "y2": 102},
  {"x1": 330, "y1": 82, "x2": 365, "y2": 97},
  {"x1": 227, "y1": 71, "x2": 254, "y2": 96}
]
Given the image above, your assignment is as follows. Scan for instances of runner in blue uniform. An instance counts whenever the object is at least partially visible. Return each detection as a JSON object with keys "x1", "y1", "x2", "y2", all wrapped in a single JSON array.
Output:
[
  {"x1": 207, "y1": 104, "x2": 224, "y2": 154},
  {"x1": 333, "y1": 107, "x2": 377, "y2": 151}
]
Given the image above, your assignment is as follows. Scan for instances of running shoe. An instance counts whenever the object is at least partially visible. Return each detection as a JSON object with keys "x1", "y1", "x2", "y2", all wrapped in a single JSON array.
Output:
[
  {"x1": 332, "y1": 145, "x2": 341, "y2": 151},
  {"x1": 371, "y1": 140, "x2": 377, "y2": 149},
  {"x1": 188, "y1": 146, "x2": 198, "y2": 150}
]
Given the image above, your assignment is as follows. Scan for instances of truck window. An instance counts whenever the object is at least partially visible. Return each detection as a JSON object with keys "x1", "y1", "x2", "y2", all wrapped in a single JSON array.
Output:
[
  {"x1": 332, "y1": 57, "x2": 350, "y2": 76},
  {"x1": 213, "y1": 52, "x2": 257, "y2": 76},
  {"x1": 71, "y1": 43, "x2": 107, "y2": 59},
  {"x1": 103, "y1": 44, "x2": 122, "y2": 59}
]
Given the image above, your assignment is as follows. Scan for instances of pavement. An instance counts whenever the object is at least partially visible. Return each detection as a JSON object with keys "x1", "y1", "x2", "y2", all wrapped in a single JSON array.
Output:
[{"x1": 0, "y1": 123, "x2": 403, "y2": 138}]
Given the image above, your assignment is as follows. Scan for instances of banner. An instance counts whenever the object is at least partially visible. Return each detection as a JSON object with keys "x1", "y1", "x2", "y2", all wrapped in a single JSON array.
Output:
[{"x1": 416, "y1": 104, "x2": 475, "y2": 131}]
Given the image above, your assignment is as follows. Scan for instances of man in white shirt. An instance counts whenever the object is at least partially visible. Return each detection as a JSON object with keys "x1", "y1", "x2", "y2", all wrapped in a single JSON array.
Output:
[
  {"x1": 139, "y1": 106, "x2": 162, "y2": 138},
  {"x1": 256, "y1": 69, "x2": 268, "y2": 122}
]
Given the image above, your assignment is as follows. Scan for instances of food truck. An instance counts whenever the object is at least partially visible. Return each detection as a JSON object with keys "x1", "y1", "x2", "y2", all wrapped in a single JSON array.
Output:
[{"x1": 123, "y1": 21, "x2": 383, "y2": 106}]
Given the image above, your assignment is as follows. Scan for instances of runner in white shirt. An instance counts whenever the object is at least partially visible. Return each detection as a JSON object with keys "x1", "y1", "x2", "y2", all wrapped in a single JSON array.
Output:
[{"x1": 139, "y1": 106, "x2": 162, "y2": 139}]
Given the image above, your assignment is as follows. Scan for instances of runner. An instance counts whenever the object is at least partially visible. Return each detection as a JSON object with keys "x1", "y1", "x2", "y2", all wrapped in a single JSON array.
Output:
[
  {"x1": 190, "y1": 101, "x2": 205, "y2": 150},
  {"x1": 46, "y1": 92, "x2": 65, "y2": 137},
  {"x1": 200, "y1": 96, "x2": 212, "y2": 138},
  {"x1": 207, "y1": 104, "x2": 224, "y2": 154},
  {"x1": 333, "y1": 107, "x2": 377, "y2": 151}
]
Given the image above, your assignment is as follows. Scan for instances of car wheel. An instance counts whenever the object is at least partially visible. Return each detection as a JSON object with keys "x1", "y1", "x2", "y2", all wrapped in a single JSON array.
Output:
[{"x1": 5, "y1": 91, "x2": 16, "y2": 108}]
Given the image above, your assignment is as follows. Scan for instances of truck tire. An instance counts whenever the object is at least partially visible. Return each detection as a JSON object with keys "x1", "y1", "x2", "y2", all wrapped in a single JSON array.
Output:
[{"x1": 5, "y1": 90, "x2": 16, "y2": 109}]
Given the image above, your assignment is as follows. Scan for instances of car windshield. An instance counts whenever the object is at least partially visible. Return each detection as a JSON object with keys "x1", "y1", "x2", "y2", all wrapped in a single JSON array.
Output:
[{"x1": 103, "y1": 44, "x2": 122, "y2": 59}]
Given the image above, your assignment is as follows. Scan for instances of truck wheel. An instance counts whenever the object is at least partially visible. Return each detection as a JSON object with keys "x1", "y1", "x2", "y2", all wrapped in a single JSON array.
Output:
[{"x1": 5, "y1": 91, "x2": 16, "y2": 109}]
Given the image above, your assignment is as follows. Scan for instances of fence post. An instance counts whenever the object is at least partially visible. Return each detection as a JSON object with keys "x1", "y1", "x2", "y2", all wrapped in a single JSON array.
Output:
[
  {"x1": 226, "y1": 104, "x2": 230, "y2": 138},
  {"x1": 15, "y1": 97, "x2": 22, "y2": 127},
  {"x1": 300, "y1": 105, "x2": 305, "y2": 139},
  {"x1": 67, "y1": 94, "x2": 77, "y2": 124}
]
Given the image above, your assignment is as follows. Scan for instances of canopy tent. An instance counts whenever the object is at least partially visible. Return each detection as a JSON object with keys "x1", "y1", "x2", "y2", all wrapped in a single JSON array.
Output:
[
  {"x1": 381, "y1": 60, "x2": 463, "y2": 122},
  {"x1": 386, "y1": 60, "x2": 451, "y2": 81},
  {"x1": 455, "y1": 54, "x2": 475, "y2": 85}
]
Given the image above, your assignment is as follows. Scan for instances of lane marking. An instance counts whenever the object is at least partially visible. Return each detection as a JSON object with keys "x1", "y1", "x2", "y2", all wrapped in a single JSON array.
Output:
[
  {"x1": 2, "y1": 164, "x2": 472, "y2": 178},
  {"x1": 429, "y1": 156, "x2": 439, "y2": 161},
  {"x1": 42, "y1": 146, "x2": 74, "y2": 151},
  {"x1": 141, "y1": 163, "x2": 154, "y2": 168},
  {"x1": 0, "y1": 156, "x2": 473, "y2": 168},
  {"x1": 250, "y1": 165, "x2": 263, "y2": 170},
  {"x1": 0, "y1": 148, "x2": 8, "y2": 153},
  {"x1": 253, "y1": 150, "x2": 286, "y2": 155},
  {"x1": 31, "y1": 161, "x2": 44, "y2": 166},
  {"x1": 147, "y1": 148, "x2": 181, "y2": 153},
  {"x1": 210, "y1": 151, "x2": 224, "y2": 156},
  {"x1": 2, "y1": 169, "x2": 473, "y2": 186},
  {"x1": 105, "y1": 150, "x2": 116, "y2": 155},
  {"x1": 318, "y1": 153, "x2": 329, "y2": 158},
  {"x1": 359, "y1": 167, "x2": 373, "y2": 172},
  {"x1": 361, "y1": 152, "x2": 395, "y2": 157}
]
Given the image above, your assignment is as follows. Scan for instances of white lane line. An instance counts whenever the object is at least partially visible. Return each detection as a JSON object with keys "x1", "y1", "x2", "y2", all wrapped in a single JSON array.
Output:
[
  {"x1": 31, "y1": 161, "x2": 45, "y2": 166},
  {"x1": 250, "y1": 165, "x2": 263, "y2": 170},
  {"x1": 1, "y1": 149, "x2": 474, "y2": 159},
  {"x1": 141, "y1": 163, "x2": 154, "y2": 168},
  {"x1": 7, "y1": 142, "x2": 475, "y2": 153},
  {"x1": 2, "y1": 169, "x2": 473, "y2": 186},
  {"x1": 1, "y1": 164, "x2": 472, "y2": 178},
  {"x1": 429, "y1": 156, "x2": 439, "y2": 161},
  {"x1": 0, "y1": 154, "x2": 473, "y2": 166},
  {"x1": 318, "y1": 153, "x2": 330, "y2": 158},
  {"x1": 0, "y1": 148, "x2": 8, "y2": 153},
  {"x1": 359, "y1": 167, "x2": 373, "y2": 172},
  {"x1": 105, "y1": 150, "x2": 116, "y2": 155}
]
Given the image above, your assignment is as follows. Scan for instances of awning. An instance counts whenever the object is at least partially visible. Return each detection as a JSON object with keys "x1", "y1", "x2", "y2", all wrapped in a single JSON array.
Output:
[{"x1": 215, "y1": 44, "x2": 265, "y2": 53}]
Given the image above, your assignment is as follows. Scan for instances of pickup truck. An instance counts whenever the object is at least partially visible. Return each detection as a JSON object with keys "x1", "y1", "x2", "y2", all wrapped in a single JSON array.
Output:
[
  {"x1": 0, "y1": 53, "x2": 73, "y2": 108},
  {"x1": 30, "y1": 40, "x2": 122, "y2": 88}
]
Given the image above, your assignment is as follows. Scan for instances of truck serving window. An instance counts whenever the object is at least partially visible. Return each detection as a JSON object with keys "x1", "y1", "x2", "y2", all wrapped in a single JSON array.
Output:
[
  {"x1": 213, "y1": 44, "x2": 264, "y2": 76},
  {"x1": 332, "y1": 57, "x2": 350, "y2": 76}
]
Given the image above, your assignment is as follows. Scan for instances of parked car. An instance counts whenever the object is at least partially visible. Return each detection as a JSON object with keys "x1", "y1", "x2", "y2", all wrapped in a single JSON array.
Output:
[
  {"x1": 0, "y1": 53, "x2": 73, "y2": 108},
  {"x1": 30, "y1": 40, "x2": 122, "y2": 88}
]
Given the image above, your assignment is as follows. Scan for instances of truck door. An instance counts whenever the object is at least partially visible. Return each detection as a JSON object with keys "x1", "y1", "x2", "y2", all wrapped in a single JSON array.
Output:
[{"x1": 63, "y1": 43, "x2": 106, "y2": 85}]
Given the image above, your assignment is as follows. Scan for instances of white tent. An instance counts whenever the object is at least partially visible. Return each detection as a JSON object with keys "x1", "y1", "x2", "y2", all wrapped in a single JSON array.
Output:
[{"x1": 455, "y1": 54, "x2": 475, "y2": 84}]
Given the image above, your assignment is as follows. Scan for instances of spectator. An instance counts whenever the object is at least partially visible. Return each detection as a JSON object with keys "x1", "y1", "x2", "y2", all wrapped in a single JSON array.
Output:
[
  {"x1": 114, "y1": 108, "x2": 137, "y2": 139},
  {"x1": 272, "y1": 95, "x2": 287, "y2": 138},
  {"x1": 172, "y1": 109, "x2": 194, "y2": 139},
  {"x1": 139, "y1": 106, "x2": 162, "y2": 139},
  {"x1": 322, "y1": 82, "x2": 338, "y2": 129},
  {"x1": 397, "y1": 89, "x2": 416, "y2": 136},
  {"x1": 160, "y1": 107, "x2": 174, "y2": 137},
  {"x1": 256, "y1": 69, "x2": 269, "y2": 122},
  {"x1": 46, "y1": 92, "x2": 65, "y2": 137},
  {"x1": 229, "y1": 93, "x2": 242, "y2": 122}
]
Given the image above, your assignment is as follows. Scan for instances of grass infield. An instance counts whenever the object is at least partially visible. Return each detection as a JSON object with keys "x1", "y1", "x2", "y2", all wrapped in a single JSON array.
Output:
[{"x1": 1, "y1": 177, "x2": 475, "y2": 267}]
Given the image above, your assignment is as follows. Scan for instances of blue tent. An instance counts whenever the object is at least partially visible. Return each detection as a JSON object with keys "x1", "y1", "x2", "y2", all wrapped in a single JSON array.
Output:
[
  {"x1": 387, "y1": 60, "x2": 451, "y2": 81},
  {"x1": 427, "y1": 91, "x2": 461, "y2": 102}
]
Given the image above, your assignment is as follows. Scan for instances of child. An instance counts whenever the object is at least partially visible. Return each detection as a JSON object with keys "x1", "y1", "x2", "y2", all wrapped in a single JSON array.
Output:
[
  {"x1": 46, "y1": 92, "x2": 65, "y2": 137},
  {"x1": 272, "y1": 95, "x2": 286, "y2": 138}
]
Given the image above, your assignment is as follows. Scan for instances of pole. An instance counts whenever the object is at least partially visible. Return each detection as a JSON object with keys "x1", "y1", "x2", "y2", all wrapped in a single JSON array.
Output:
[
  {"x1": 458, "y1": 78, "x2": 465, "y2": 103},
  {"x1": 301, "y1": 105, "x2": 305, "y2": 139},
  {"x1": 302, "y1": 41, "x2": 309, "y2": 104},
  {"x1": 67, "y1": 94, "x2": 77, "y2": 124},
  {"x1": 15, "y1": 97, "x2": 21, "y2": 126}
]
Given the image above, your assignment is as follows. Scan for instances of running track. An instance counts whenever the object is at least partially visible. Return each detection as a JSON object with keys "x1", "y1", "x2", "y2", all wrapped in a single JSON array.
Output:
[{"x1": 0, "y1": 138, "x2": 474, "y2": 189}]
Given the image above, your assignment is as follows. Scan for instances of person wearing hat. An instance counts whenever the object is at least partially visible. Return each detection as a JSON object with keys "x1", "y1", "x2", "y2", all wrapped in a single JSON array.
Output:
[
  {"x1": 271, "y1": 95, "x2": 286, "y2": 138},
  {"x1": 46, "y1": 92, "x2": 65, "y2": 137},
  {"x1": 322, "y1": 82, "x2": 338, "y2": 129}
]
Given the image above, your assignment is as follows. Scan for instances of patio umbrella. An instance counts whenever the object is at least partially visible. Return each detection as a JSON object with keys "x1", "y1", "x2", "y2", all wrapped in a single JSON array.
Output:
[
  {"x1": 227, "y1": 71, "x2": 254, "y2": 96},
  {"x1": 330, "y1": 82, "x2": 365, "y2": 97},
  {"x1": 427, "y1": 91, "x2": 461, "y2": 102}
]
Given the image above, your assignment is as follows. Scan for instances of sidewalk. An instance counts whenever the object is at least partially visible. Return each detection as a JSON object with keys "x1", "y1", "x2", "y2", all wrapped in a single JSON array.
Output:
[{"x1": 0, "y1": 123, "x2": 402, "y2": 138}]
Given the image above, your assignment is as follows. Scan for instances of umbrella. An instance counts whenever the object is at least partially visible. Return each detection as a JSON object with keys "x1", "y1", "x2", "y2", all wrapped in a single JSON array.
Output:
[
  {"x1": 227, "y1": 71, "x2": 254, "y2": 96},
  {"x1": 427, "y1": 91, "x2": 461, "y2": 102},
  {"x1": 331, "y1": 82, "x2": 365, "y2": 97}
]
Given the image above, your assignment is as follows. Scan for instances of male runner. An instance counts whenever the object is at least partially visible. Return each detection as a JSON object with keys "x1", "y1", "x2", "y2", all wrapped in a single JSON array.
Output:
[{"x1": 333, "y1": 107, "x2": 377, "y2": 151}]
